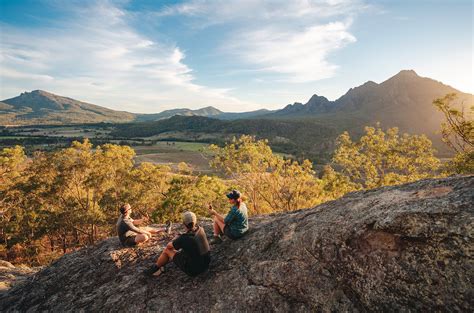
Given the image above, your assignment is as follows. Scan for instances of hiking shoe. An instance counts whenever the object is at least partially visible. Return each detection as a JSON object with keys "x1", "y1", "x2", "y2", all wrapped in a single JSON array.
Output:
[
  {"x1": 143, "y1": 265, "x2": 165, "y2": 277},
  {"x1": 209, "y1": 236, "x2": 223, "y2": 245},
  {"x1": 165, "y1": 221, "x2": 172, "y2": 235}
]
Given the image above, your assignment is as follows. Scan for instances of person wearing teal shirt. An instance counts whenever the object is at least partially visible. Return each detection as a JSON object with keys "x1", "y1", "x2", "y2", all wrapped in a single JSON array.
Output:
[{"x1": 208, "y1": 190, "x2": 248, "y2": 243}]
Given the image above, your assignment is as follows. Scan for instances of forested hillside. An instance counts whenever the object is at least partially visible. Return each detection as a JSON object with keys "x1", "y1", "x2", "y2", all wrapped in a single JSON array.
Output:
[{"x1": 111, "y1": 116, "x2": 338, "y2": 161}]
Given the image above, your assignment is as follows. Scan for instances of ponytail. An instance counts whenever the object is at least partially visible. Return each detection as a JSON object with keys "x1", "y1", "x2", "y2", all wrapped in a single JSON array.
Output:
[{"x1": 236, "y1": 198, "x2": 242, "y2": 208}]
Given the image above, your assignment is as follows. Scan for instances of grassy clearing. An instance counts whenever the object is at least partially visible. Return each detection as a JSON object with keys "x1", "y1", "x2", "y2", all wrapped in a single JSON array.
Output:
[
  {"x1": 132, "y1": 141, "x2": 210, "y2": 155},
  {"x1": 132, "y1": 141, "x2": 215, "y2": 173},
  {"x1": 12, "y1": 126, "x2": 112, "y2": 138}
]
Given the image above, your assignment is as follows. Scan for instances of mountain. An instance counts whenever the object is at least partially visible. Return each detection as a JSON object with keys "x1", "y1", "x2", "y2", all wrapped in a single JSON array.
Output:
[
  {"x1": 257, "y1": 70, "x2": 472, "y2": 155},
  {"x1": 272, "y1": 94, "x2": 332, "y2": 116},
  {"x1": 2, "y1": 70, "x2": 471, "y2": 159},
  {"x1": 0, "y1": 91, "x2": 273, "y2": 125},
  {"x1": 269, "y1": 70, "x2": 472, "y2": 137},
  {"x1": 214, "y1": 108, "x2": 273, "y2": 120},
  {"x1": 272, "y1": 70, "x2": 471, "y2": 118},
  {"x1": 0, "y1": 90, "x2": 136, "y2": 125},
  {"x1": 136, "y1": 106, "x2": 224, "y2": 121},
  {"x1": 1, "y1": 176, "x2": 472, "y2": 311},
  {"x1": 332, "y1": 70, "x2": 472, "y2": 137}
]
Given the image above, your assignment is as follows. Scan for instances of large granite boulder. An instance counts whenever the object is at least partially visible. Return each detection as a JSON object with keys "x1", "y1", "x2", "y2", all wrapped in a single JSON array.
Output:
[{"x1": 1, "y1": 176, "x2": 472, "y2": 312}]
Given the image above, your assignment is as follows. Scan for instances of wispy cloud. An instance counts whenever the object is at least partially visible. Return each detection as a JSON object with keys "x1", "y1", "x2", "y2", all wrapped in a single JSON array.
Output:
[
  {"x1": 160, "y1": 0, "x2": 365, "y2": 82},
  {"x1": 0, "y1": 1, "x2": 249, "y2": 112},
  {"x1": 228, "y1": 21, "x2": 356, "y2": 82}
]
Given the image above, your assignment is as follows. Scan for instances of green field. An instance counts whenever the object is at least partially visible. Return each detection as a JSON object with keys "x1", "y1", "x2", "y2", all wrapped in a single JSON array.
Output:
[
  {"x1": 132, "y1": 142, "x2": 214, "y2": 173},
  {"x1": 133, "y1": 141, "x2": 210, "y2": 154}
]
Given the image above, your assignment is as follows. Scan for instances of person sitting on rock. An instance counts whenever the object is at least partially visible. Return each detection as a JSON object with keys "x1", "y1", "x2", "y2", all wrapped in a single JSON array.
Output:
[
  {"x1": 144, "y1": 211, "x2": 211, "y2": 277},
  {"x1": 116, "y1": 203, "x2": 158, "y2": 247},
  {"x1": 208, "y1": 189, "x2": 249, "y2": 244}
]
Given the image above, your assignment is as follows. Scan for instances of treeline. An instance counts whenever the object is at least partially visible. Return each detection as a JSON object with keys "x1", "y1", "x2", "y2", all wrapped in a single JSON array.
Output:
[
  {"x1": 111, "y1": 115, "x2": 339, "y2": 162},
  {"x1": 0, "y1": 94, "x2": 471, "y2": 265}
]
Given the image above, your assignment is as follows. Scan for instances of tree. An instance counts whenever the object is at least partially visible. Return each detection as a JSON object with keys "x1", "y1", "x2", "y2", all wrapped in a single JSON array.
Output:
[
  {"x1": 433, "y1": 93, "x2": 473, "y2": 174},
  {"x1": 158, "y1": 174, "x2": 228, "y2": 222},
  {"x1": 210, "y1": 135, "x2": 325, "y2": 213},
  {"x1": 110, "y1": 162, "x2": 171, "y2": 223},
  {"x1": 0, "y1": 146, "x2": 28, "y2": 257},
  {"x1": 330, "y1": 125, "x2": 441, "y2": 190},
  {"x1": 320, "y1": 165, "x2": 359, "y2": 200}
]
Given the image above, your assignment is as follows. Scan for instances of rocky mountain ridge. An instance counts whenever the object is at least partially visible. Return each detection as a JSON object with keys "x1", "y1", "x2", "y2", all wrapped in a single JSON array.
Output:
[
  {"x1": 272, "y1": 70, "x2": 470, "y2": 118},
  {"x1": 2, "y1": 70, "x2": 471, "y2": 126},
  {"x1": 1, "y1": 176, "x2": 472, "y2": 312}
]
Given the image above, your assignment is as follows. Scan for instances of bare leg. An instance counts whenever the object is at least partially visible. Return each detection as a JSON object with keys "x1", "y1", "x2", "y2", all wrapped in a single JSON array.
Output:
[
  {"x1": 135, "y1": 233, "x2": 150, "y2": 244},
  {"x1": 213, "y1": 216, "x2": 226, "y2": 236},
  {"x1": 156, "y1": 245, "x2": 177, "y2": 267}
]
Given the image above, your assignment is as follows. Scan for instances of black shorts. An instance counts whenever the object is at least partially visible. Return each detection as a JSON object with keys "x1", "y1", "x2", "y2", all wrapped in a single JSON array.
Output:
[
  {"x1": 123, "y1": 236, "x2": 137, "y2": 247},
  {"x1": 224, "y1": 225, "x2": 240, "y2": 240},
  {"x1": 173, "y1": 251, "x2": 210, "y2": 277}
]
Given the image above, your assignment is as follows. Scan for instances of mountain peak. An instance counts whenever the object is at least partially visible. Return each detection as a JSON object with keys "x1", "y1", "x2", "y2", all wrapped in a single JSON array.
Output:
[
  {"x1": 362, "y1": 80, "x2": 378, "y2": 87},
  {"x1": 394, "y1": 69, "x2": 419, "y2": 78},
  {"x1": 307, "y1": 94, "x2": 329, "y2": 103},
  {"x1": 30, "y1": 89, "x2": 51, "y2": 94},
  {"x1": 2, "y1": 90, "x2": 135, "y2": 124},
  {"x1": 196, "y1": 106, "x2": 223, "y2": 114},
  {"x1": 380, "y1": 69, "x2": 424, "y2": 86},
  {"x1": 24, "y1": 90, "x2": 56, "y2": 98}
]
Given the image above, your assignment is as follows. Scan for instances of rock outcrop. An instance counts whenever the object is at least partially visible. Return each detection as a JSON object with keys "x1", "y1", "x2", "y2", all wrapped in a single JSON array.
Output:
[
  {"x1": 1, "y1": 176, "x2": 473, "y2": 312},
  {"x1": 0, "y1": 261, "x2": 38, "y2": 295}
]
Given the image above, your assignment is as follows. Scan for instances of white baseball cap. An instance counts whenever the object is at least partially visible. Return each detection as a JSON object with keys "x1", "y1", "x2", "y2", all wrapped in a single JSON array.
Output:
[{"x1": 182, "y1": 211, "x2": 197, "y2": 225}]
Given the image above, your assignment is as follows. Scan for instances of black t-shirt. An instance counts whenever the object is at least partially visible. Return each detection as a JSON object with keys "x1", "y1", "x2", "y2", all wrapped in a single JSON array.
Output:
[{"x1": 173, "y1": 226, "x2": 211, "y2": 273}]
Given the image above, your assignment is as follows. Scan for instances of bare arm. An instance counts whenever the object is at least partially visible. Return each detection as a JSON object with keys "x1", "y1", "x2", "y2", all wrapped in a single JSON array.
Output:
[
  {"x1": 132, "y1": 216, "x2": 149, "y2": 226},
  {"x1": 208, "y1": 204, "x2": 225, "y2": 222},
  {"x1": 124, "y1": 219, "x2": 151, "y2": 236}
]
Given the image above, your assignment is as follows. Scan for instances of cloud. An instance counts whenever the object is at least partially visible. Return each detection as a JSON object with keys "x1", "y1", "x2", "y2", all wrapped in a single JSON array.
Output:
[
  {"x1": 229, "y1": 21, "x2": 356, "y2": 82},
  {"x1": 159, "y1": 0, "x2": 365, "y2": 22},
  {"x1": 0, "y1": 1, "x2": 250, "y2": 112},
  {"x1": 160, "y1": 0, "x2": 365, "y2": 82}
]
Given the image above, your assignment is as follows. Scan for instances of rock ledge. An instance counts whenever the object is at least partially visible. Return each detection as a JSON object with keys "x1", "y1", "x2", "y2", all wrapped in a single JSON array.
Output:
[{"x1": 1, "y1": 176, "x2": 473, "y2": 312}]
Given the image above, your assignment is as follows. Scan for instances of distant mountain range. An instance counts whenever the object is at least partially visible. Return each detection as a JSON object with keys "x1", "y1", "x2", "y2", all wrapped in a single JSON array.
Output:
[
  {"x1": 1, "y1": 70, "x2": 472, "y2": 160},
  {"x1": 262, "y1": 70, "x2": 472, "y2": 145},
  {"x1": 0, "y1": 90, "x2": 271, "y2": 125},
  {"x1": 1, "y1": 70, "x2": 471, "y2": 127},
  {"x1": 136, "y1": 106, "x2": 272, "y2": 122},
  {"x1": 110, "y1": 70, "x2": 472, "y2": 160}
]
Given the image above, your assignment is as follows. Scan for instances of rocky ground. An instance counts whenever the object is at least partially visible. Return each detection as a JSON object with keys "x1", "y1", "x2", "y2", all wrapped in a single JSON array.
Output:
[
  {"x1": 0, "y1": 176, "x2": 473, "y2": 312},
  {"x1": 0, "y1": 260, "x2": 38, "y2": 295}
]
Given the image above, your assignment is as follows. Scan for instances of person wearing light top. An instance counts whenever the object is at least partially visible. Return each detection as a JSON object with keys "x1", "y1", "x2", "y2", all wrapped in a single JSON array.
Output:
[{"x1": 208, "y1": 189, "x2": 249, "y2": 243}]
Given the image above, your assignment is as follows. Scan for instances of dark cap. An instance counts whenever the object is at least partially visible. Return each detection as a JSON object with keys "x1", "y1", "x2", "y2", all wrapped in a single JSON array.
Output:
[{"x1": 226, "y1": 189, "x2": 241, "y2": 200}]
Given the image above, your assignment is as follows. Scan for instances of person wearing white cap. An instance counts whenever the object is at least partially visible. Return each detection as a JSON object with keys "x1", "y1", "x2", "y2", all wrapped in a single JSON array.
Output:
[{"x1": 144, "y1": 211, "x2": 211, "y2": 277}]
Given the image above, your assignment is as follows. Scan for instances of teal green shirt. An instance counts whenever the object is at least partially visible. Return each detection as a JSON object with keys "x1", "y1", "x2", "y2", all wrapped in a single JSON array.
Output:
[{"x1": 224, "y1": 203, "x2": 249, "y2": 237}]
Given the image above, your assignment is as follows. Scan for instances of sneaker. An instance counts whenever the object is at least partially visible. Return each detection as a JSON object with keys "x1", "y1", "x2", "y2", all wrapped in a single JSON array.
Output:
[
  {"x1": 165, "y1": 221, "x2": 172, "y2": 235},
  {"x1": 209, "y1": 236, "x2": 223, "y2": 245},
  {"x1": 143, "y1": 265, "x2": 165, "y2": 277}
]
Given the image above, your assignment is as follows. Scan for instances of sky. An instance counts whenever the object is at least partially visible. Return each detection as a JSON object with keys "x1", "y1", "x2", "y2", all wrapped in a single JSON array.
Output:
[{"x1": 0, "y1": 0, "x2": 472, "y2": 113}]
